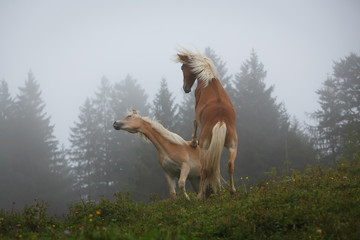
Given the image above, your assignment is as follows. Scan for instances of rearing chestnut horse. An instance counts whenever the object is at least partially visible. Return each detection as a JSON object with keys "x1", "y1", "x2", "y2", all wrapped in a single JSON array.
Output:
[{"x1": 176, "y1": 48, "x2": 238, "y2": 199}]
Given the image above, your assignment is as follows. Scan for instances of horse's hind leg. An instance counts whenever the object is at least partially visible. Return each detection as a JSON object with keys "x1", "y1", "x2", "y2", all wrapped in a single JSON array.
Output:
[
  {"x1": 179, "y1": 164, "x2": 191, "y2": 200},
  {"x1": 197, "y1": 150, "x2": 207, "y2": 200},
  {"x1": 228, "y1": 146, "x2": 237, "y2": 194},
  {"x1": 164, "y1": 173, "x2": 177, "y2": 199}
]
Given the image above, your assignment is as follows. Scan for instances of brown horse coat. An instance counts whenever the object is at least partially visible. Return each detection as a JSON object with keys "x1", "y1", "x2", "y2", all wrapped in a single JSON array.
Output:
[{"x1": 176, "y1": 48, "x2": 238, "y2": 199}]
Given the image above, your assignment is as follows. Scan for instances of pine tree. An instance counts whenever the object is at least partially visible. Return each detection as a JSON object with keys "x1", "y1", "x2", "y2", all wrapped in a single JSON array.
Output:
[
  {"x1": 110, "y1": 75, "x2": 152, "y2": 196},
  {"x1": 111, "y1": 75, "x2": 149, "y2": 117},
  {"x1": 14, "y1": 71, "x2": 59, "y2": 185},
  {"x1": 152, "y1": 78, "x2": 178, "y2": 131},
  {"x1": 0, "y1": 80, "x2": 15, "y2": 163},
  {"x1": 313, "y1": 77, "x2": 343, "y2": 162},
  {"x1": 312, "y1": 53, "x2": 360, "y2": 162},
  {"x1": 0, "y1": 80, "x2": 16, "y2": 210},
  {"x1": 232, "y1": 50, "x2": 291, "y2": 181},
  {"x1": 51, "y1": 144, "x2": 72, "y2": 178},
  {"x1": 69, "y1": 98, "x2": 98, "y2": 198},
  {"x1": 0, "y1": 80, "x2": 14, "y2": 122},
  {"x1": 0, "y1": 72, "x2": 74, "y2": 214},
  {"x1": 92, "y1": 77, "x2": 116, "y2": 197},
  {"x1": 70, "y1": 75, "x2": 152, "y2": 199}
]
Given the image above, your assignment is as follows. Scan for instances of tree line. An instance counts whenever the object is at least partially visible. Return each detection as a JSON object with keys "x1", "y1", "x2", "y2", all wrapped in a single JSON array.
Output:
[{"x1": 1, "y1": 49, "x2": 359, "y2": 214}]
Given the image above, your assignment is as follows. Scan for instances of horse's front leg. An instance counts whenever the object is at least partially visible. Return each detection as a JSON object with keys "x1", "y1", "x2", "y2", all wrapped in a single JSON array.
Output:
[
  {"x1": 179, "y1": 164, "x2": 191, "y2": 200},
  {"x1": 164, "y1": 173, "x2": 177, "y2": 199},
  {"x1": 190, "y1": 119, "x2": 198, "y2": 148}
]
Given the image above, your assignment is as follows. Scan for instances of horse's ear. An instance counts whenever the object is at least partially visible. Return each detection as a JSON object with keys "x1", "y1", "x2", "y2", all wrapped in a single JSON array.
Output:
[{"x1": 177, "y1": 54, "x2": 188, "y2": 63}]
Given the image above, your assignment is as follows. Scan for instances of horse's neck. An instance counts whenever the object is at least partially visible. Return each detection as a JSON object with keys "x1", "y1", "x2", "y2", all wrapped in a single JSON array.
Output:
[
  {"x1": 139, "y1": 121, "x2": 170, "y2": 153},
  {"x1": 195, "y1": 78, "x2": 221, "y2": 100}
]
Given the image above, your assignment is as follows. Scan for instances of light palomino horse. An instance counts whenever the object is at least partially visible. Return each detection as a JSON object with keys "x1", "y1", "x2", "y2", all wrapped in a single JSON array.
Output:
[
  {"x1": 176, "y1": 48, "x2": 238, "y2": 199},
  {"x1": 113, "y1": 110, "x2": 201, "y2": 200}
]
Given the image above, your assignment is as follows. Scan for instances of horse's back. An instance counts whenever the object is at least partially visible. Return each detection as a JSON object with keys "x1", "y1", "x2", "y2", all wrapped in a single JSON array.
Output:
[
  {"x1": 195, "y1": 78, "x2": 235, "y2": 121},
  {"x1": 197, "y1": 93, "x2": 236, "y2": 125},
  {"x1": 195, "y1": 78, "x2": 237, "y2": 147}
]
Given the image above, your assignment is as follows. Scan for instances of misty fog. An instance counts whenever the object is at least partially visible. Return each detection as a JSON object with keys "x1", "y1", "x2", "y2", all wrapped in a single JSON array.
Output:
[{"x1": 0, "y1": 0, "x2": 359, "y2": 214}]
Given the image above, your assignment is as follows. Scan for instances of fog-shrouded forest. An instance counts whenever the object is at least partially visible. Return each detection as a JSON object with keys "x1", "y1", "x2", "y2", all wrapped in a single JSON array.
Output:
[{"x1": 1, "y1": 48, "x2": 359, "y2": 215}]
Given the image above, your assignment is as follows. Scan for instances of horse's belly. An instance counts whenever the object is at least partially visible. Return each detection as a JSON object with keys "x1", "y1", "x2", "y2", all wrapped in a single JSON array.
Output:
[
  {"x1": 161, "y1": 156, "x2": 181, "y2": 177},
  {"x1": 188, "y1": 168, "x2": 200, "y2": 178}
]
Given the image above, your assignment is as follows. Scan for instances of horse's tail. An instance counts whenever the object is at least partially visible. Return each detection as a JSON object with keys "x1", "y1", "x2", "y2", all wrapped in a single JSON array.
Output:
[{"x1": 202, "y1": 121, "x2": 227, "y2": 195}]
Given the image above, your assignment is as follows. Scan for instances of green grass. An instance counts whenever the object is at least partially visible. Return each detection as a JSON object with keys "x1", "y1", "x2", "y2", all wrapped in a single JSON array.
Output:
[{"x1": 1, "y1": 157, "x2": 360, "y2": 239}]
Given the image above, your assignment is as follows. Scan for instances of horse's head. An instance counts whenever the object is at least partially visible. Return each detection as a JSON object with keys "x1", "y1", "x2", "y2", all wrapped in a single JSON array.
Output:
[
  {"x1": 177, "y1": 54, "x2": 197, "y2": 93},
  {"x1": 113, "y1": 109, "x2": 141, "y2": 133},
  {"x1": 176, "y1": 48, "x2": 217, "y2": 93}
]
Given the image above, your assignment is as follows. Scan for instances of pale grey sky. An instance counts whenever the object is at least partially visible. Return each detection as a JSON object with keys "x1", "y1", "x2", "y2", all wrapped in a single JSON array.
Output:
[{"x1": 1, "y1": 0, "x2": 359, "y2": 146}]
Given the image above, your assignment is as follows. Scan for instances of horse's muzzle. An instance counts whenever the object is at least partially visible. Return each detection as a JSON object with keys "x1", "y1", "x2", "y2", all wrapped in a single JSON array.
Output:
[
  {"x1": 113, "y1": 121, "x2": 124, "y2": 130},
  {"x1": 183, "y1": 86, "x2": 191, "y2": 93}
]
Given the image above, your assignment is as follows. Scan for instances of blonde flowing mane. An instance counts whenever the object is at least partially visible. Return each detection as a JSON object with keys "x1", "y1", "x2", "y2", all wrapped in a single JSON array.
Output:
[
  {"x1": 127, "y1": 110, "x2": 186, "y2": 145},
  {"x1": 175, "y1": 48, "x2": 217, "y2": 88}
]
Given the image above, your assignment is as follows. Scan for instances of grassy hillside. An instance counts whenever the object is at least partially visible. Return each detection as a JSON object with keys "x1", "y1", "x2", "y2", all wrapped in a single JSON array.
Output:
[{"x1": 1, "y1": 157, "x2": 360, "y2": 239}]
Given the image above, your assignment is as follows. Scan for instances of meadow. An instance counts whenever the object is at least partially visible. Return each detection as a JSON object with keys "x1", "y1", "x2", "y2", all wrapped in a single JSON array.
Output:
[{"x1": 1, "y1": 156, "x2": 359, "y2": 240}]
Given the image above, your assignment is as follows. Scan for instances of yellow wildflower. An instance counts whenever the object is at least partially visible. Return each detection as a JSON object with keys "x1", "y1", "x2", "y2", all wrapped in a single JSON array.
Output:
[
  {"x1": 89, "y1": 218, "x2": 93, "y2": 222},
  {"x1": 89, "y1": 214, "x2": 93, "y2": 218},
  {"x1": 96, "y1": 210, "x2": 101, "y2": 215}
]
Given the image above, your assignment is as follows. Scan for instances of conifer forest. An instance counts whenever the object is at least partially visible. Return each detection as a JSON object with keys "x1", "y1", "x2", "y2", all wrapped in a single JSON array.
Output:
[{"x1": 1, "y1": 49, "x2": 359, "y2": 215}]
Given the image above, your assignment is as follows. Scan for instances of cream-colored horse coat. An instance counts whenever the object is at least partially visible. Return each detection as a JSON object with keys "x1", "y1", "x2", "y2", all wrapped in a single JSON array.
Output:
[{"x1": 113, "y1": 110, "x2": 200, "y2": 200}]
